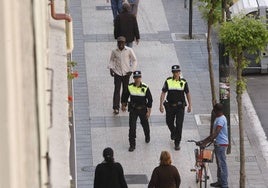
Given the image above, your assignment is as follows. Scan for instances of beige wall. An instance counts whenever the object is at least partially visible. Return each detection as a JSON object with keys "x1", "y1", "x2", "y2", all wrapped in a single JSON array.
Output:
[
  {"x1": 33, "y1": 0, "x2": 50, "y2": 187},
  {"x1": 0, "y1": 0, "x2": 40, "y2": 187},
  {"x1": 0, "y1": 0, "x2": 68, "y2": 187}
]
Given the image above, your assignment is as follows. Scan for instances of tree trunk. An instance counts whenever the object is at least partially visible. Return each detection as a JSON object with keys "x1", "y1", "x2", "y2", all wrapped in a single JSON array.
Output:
[
  {"x1": 207, "y1": 4, "x2": 217, "y2": 134},
  {"x1": 236, "y1": 55, "x2": 246, "y2": 187},
  {"x1": 207, "y1": 15, "x2": 217, "y2": 107}
]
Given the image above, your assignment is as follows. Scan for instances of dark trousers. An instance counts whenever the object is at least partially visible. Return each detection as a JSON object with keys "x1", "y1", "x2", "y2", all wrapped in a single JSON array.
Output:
[
  {"x1": 129, "y1": 108, "x2": 150, "y2": 147},
  {"x1": 165, "y1": 105, "x2": 185, "y2": 145},
  {"x1": 113, "y1": 74, "x2": 130, "y2": 110}
]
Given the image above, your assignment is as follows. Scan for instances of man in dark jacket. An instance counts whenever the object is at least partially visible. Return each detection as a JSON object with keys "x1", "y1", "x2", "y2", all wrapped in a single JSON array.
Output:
[
  {"x1": 94, "y1": 147, "x2": 128, "y2": 188},
  {"x1": 114, "y1": 2, "x2": 140, "y2": 47}
]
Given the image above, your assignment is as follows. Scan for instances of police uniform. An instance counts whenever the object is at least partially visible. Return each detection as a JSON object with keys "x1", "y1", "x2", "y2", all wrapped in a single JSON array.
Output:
[
  {"x1": 161, "y1": 65, "x2": 190, "y2": 150},
  {"x1": 121, "y1": 71, "x2": 153, "y2": 152}
]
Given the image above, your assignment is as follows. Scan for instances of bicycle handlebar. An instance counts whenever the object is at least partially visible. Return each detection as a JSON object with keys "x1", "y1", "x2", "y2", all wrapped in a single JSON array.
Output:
[{"x1": 187, "y1": 139, "x2": 213, "y2": 148}]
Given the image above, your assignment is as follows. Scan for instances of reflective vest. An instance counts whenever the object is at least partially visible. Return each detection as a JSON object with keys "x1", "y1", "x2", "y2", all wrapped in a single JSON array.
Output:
[
  {"x1": 128, "y1": 83, "x2": 148, "y2": 97},
  {"x1": 166, "y1": 78, "x2": 186, "y2": 91}
]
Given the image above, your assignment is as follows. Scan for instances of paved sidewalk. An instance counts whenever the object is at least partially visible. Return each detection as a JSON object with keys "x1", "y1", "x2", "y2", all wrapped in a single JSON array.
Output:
[{"x1": 70, "y1": 0, "x2": 268, "y2": 187}]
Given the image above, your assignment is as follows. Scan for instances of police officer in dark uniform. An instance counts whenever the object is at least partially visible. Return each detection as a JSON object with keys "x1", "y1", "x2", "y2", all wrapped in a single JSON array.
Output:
[
  {"x1": 159, "y1": 65, "x2": 192, "y2": 150},
  {"x1": 121, "y1": 71, "x2": 153, "y2": 152}
]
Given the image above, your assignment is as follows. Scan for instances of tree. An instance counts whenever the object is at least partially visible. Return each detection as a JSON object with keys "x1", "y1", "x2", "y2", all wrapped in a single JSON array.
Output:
[
  {"x1": 219, "y1": 15, "x2": 268, "y2": 187},
  {"x1": 198, "y1": 0, "x2": 222, "y2": 136},
  {"x1": 198, "y1": 0, "x2": 221, "y2": 106}
]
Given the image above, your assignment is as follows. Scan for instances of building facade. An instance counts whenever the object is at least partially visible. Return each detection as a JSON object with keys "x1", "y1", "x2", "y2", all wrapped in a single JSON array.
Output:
[{"x1": 0, "y1": 0, "x2": 71, "y2": 187}]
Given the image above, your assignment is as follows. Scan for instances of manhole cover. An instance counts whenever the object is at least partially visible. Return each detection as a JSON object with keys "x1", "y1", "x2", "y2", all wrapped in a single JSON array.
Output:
[
  {"x1": 125, "y1": 174, "x2": 148, "y2": 184},
  {"x1": 96, "y1": 6, "x2": 111, "y2": 10},
  {"x1": 171, "y1": 33, "x2": 207, "y2": 41},
  {"x1": 81, "y1": 166, "x2": 94, "y2": 172},
  {"x1": 235, "y1": 156, "x2": 257, "y2": 162}
]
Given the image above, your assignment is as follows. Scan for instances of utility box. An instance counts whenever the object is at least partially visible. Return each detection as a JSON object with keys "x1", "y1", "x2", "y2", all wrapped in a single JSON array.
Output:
[{"x1": 229, "y1": 0, "x2": 268, "y2": 74}]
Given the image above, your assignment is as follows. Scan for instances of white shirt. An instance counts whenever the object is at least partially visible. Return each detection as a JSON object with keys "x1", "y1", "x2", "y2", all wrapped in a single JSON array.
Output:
[{"x1": 108, "y1": 46, "x2": 137, "y2": 76}]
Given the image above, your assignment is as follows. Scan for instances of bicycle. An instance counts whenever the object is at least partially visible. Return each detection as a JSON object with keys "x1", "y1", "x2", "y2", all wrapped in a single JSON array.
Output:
[{"x1": 187, "y1": 140, "x2": 214, "y2": 188}]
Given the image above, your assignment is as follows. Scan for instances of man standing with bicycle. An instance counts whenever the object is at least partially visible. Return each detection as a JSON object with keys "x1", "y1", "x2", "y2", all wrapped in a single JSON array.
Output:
[{"x1": 197, "y1": 103, "x2": 229, "y2": 188}]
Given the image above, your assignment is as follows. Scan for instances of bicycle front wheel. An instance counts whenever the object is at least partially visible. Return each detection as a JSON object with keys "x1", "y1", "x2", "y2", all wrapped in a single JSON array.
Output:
[
  {"x1": 196, "y1": 165, "x2": 208, "y2": 188},
  {"x1": 196, "y1": 167, "x2": 202, "y2": 188}
]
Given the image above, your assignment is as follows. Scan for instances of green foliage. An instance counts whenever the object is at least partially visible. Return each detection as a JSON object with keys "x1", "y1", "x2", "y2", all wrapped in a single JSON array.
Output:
[
  {"x1": 67, "y1": 61, "x2": 77, "y2": 67},
  {"x1": 219, "y1": 15, "x2": 268, "y2": 62},
  {"x1": 219, "y1": 15, "x2": 268, "y2": 94},
  {"x1": 236, "y1": 77, "x2": 247, "y2": 95},
  {"x1": 67, "y1": 61, "x2": 78, "y2": 80},
  {"x1": 198, "y1": 0, "x2": 222, "y2": 25}
]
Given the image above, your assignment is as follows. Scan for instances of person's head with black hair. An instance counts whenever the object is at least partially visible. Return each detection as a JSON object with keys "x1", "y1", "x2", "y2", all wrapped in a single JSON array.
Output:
[
  {"x1": 103, "y1": 147, "x2": 114, "y2": 163},
  {"x1": 213, "y1": 103, "x2": 224, "y2": 115},
  {"x1": 122, "y1": 2, "x2": 131, "y2": 13}
]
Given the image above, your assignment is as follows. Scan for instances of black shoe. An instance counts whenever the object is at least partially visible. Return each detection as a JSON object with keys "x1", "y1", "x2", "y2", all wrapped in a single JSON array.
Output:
[
  {"x1": 175, "y1": 144, "x2": 181, "y2": 151},
  {"x1": 128, "y1": 146, "x2": 135, "y2": 152},
  {"x1": 145, "y1": 136, "x2": 150, "y2": 143},
  {"x1": 170, "y1": 134, "x2": 176, "y2": 140},
  {"x1": 210, "y1": 182, "x2": 221, "y2": 187}
]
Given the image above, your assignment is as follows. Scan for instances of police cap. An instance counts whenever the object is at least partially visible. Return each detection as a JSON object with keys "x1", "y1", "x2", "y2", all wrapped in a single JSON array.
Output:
[
  {"x1": 171, "y1": 65, "x2": 181, "y2": 72},
  {"x1": 133, "y1": 71, "x2": 142, "y2": 78}
]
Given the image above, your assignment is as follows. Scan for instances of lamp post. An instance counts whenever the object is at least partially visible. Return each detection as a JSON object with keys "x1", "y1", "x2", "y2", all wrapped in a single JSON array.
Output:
[{"x1": 189, "y1": 0, "x2": 193, "y2": 39}]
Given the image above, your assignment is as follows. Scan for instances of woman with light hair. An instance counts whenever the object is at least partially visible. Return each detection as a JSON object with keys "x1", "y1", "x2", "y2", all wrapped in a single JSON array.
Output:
[{"x1": 148, "y1": 151, "x2": 181, "y2": 188}]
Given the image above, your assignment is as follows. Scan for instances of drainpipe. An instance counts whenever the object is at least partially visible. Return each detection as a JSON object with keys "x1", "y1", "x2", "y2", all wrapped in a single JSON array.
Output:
[
  {"x1": 50, "y1": 0, "x2": 72, "y2": 22},
  {"x1": 49, "y1": 0, "x2": 74, "y2": 52}
]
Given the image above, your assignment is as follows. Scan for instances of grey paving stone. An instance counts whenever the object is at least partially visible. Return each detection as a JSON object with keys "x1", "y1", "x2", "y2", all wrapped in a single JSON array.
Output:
[{"x1": 70, "y1": 0, "x2": 268, "y2": 187}]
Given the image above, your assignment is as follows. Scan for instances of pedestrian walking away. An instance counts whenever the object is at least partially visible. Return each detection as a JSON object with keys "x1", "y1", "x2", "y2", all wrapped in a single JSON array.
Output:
[
  {"x1": 114, "y1": 2, "x2": 140, "y2": 47},
  {"x1": 94, "y1": 147, "x2": 128, "y2": 188},
  {"x1": 107, "y1": 0, "x2": 123, "y2": 21},
  {"x1": 121, "y1": 71, "x2": 153, "y2": 152},
  {"x1": 148, "y1": 151, "x2": 181, "y2": 188},
  {"x1": 196, "y1": 103, "x2": 229, "y2": 188},
  {"x1": 159, "y1": 65, "x2": 192, "y2": 150},
  {"x1": 108, "y1": 36, "x2": 137, "y2": 115},
  {"x1": 127, "y1": 0, "x2": 139, "y2": 17}
]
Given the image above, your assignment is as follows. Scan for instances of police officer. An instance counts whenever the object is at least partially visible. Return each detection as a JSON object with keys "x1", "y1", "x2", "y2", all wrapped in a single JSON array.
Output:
[
  {"x1": 159, "y1": 65, "x2": 192, "y2": 150},
  {"x1": 121, "y1": 71, "x2": 153, "y2": 152}
]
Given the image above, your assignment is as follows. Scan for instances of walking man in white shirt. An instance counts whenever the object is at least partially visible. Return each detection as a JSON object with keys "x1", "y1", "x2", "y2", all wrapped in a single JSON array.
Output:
[{"x1": 108, "y1": 36, "x2": 137, "y2": 114}]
